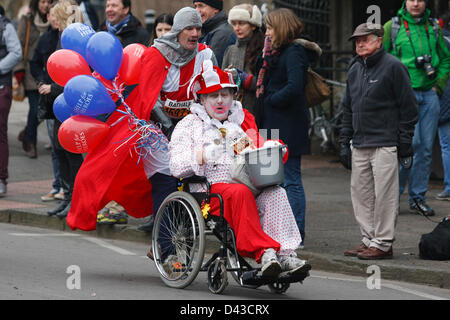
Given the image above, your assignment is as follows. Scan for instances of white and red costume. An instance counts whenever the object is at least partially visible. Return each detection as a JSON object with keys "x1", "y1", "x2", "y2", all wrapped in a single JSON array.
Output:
[
  {"x1": 67, "y1": 44, "x2": 258, "y2": 231},
  {"x1": 169, "y1": 63, "x2": 302, "y2": 262}
]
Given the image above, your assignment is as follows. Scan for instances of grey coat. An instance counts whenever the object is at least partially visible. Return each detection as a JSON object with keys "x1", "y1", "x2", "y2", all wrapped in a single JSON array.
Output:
[
  {"x1": 14, "y1": 14, "x2": 50, "y2": 90},
  {"x1": 222, "y1": 37, "x2": 258, "y2": 114}
]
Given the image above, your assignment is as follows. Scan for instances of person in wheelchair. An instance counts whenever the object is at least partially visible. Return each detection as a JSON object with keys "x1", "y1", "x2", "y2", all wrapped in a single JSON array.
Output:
[{"x1": 168, "y1": 60, "x2": 309, "y2": 277}]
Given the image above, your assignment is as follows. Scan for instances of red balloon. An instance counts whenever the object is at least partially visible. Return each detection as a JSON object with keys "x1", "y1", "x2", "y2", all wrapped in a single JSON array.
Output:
[
  {"x1": 47, "y1": 49, "x2": 92, "y2": 86},
  {"x1": 92, "y1": 70, "x2": 122, "y2": 102},
  {"x1": 58, "y1": 115, "x2": 109, "y2": 154},
  {"x1": 117, "y1": 44, "x2": 146, "y2": 85}
]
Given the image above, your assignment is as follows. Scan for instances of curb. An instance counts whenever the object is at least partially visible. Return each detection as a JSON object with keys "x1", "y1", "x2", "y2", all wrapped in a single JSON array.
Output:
[
  {"x1": 0, "y1": 209, "x2": 152, "y2": 244},
  {"x1": 2, "y1": 209, "x2": 450, "y2": 289},
  {"x1": 300, "y1": 252, "x2": 450, "y2": 289}
]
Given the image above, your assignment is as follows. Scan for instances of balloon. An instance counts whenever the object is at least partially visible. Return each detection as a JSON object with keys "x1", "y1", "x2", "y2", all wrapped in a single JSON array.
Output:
[
  {"x1": 58, "y1": 115, "x2": 109, "y2": 154},
  {"x1": 61, "y1": 23, "x2": 95, "y2": 60},
  {"x1": 64, "y1": 75, "x2": 117, "y2": 116},
  {"x1": 91, "y1": 71, "x2": 121, "y2": 102},
  {"x1": 86, "y1": 32, "x2": 123, "y2": 80},
  {"x1": 47, "y1": 49, "x2": 92, "y2": 86},
  {"x1": 118, "y1": 44, "x2": 146, "y2": 85},
  {"x1": 53, "y1": 93, "x2": 73, "y2": 122}
]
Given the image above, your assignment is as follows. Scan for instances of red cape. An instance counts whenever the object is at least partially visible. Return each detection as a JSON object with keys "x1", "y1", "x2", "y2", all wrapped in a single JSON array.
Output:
[
  {"x1": 67, "y1": 48, "x2": 170, "y2": 231},
  {"x1": 67, "y1": 47, "x2": 260, "y2": 231}
]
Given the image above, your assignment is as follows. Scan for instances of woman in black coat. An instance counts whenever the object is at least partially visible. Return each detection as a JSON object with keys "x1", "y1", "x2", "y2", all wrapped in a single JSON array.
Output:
[
  {"x1": 256, "y1": 8, "x2": 320, "y2": 245},
  {"x1": 30, "y1": 1, "x2": 84, "y2": 218}
]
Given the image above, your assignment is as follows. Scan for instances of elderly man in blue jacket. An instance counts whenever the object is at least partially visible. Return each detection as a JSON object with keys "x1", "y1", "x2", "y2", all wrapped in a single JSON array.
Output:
[{"x1": 339, "y1": 23, "x2": 418, "y2": 260}]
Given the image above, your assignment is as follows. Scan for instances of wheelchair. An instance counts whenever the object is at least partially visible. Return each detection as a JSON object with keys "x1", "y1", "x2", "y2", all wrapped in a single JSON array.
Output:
[{"x1": 151, "y1": 176, "x2": 311, "y2": 294}]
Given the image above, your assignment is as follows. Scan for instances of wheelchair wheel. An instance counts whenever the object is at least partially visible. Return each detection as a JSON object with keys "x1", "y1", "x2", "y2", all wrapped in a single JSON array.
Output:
[
  {"x1": 207, "y1": 259, "x2": 228, "y2": 294},
  {"x1": 152, "y1": 191, "x2": 206, "y2": 289},
  {"x1": 268, "y1": 282, "x2": 290, "y2": 294}
]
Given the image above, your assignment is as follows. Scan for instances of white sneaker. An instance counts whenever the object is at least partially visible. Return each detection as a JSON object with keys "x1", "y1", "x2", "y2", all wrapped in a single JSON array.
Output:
[
  {"x1": 279, "y1": 254, "x2": 309, "y2": 275},
  {"x1": 54, "y1": 188, "x2": 65, "y2": 200},
  {"x1": 41, "y1": 188, "x2": 59, "y2": 201},
  {"x1": 260, "y1": 248, "x2": 282, "y2": 278}
]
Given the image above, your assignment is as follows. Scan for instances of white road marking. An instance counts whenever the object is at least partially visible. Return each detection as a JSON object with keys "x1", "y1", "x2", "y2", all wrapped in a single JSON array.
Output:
[
  {"x1": 382, "y1": 283, "x2": 448, "y2": 301},
  {"x1": 82, "y1": 237, "x2": 137, "y2": 256},
  {"x1": 310, "y1": 274, "x2": 448, "y2": 300},
  {"x1": 10, "y1": 232, "x2": 137, "y2": 256},
  {"x1": 9, "y1": 233, "x2": 80, "y2": 237}
]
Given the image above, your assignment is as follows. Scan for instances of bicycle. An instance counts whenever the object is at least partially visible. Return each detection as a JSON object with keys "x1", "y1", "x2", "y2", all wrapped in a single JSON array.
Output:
[{"x1": 309, "y1": 78, "x2": 346, "y2": 154}]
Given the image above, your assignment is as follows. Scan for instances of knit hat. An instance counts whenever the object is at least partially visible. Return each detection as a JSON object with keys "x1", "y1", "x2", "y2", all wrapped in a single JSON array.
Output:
[
  {"x1": 188, "y1": 60, "x2": 237, "y2": 100},
  {"x1": 171, "y1": 7, "x2": 202, "y2": 34},
  {"x1": 193, "y1": 0, "x2": 223, "y2": 11},
  {"x1": 152, "y1": 7, "x2": 202, "y2": 67},
  {"x1": 228, "y1": 4, "x2": 262, "y2": 28}
]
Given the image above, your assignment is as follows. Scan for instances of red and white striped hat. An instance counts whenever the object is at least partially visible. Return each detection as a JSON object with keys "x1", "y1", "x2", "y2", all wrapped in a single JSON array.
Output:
[{"x1": 188, "y1": 60, "x2": 237, "y2": 100}]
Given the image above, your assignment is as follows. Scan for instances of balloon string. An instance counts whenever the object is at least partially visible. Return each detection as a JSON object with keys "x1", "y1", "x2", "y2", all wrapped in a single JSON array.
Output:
[{"x1": 108, "y1": 78, "x2": 168, "y2": 163}]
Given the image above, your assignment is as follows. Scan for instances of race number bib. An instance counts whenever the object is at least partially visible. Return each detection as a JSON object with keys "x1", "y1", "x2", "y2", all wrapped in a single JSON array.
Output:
[{"x1": 163, "y1": 99, "x2": 193, "y2": 119}]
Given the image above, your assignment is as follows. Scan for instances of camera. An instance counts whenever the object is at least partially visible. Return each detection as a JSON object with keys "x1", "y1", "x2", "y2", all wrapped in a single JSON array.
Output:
[{"x1": 415, "y1": 55, "x2": 436, "y2": 79}]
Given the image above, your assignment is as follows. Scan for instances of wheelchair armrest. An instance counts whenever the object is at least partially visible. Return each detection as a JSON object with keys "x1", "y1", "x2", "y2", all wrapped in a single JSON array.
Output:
[
  {"x1": 183, "y1": 175, "x2": 208, "y2": 184},
  {"x1": 183, "y1": 175, "x2": 211, "y2": 193}
]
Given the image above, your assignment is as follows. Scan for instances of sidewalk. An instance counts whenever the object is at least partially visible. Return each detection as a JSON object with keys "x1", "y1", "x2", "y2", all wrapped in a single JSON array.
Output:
[{"x1": 2, "y1": 99, "x2": 450, "y2": 289}]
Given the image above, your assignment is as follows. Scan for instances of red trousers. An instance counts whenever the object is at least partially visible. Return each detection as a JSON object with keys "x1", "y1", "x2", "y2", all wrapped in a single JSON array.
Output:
[{"x1": 209, "y1": 183, "x2": 281, "y2": 263}]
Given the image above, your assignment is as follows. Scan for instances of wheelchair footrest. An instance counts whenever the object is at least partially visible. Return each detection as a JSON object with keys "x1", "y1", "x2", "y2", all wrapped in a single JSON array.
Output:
[
  {"x1": 241, "y1": 270, "x2": 259, "y2": 284},
  {"x1": 241, "y1": 267, "x2": 311, "y2": 287}
]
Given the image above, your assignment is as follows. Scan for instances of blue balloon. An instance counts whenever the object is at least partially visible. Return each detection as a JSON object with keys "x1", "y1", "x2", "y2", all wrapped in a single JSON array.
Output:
[
  {"x1": 86, "y1": 32, "x2": 123, "y2": 80},
  {"x1": 64, "y1": 75, "x2": 117, "y2": 117},
  {"x1": 61, "y1": 23, "x2": 95, "y2": 60},
  {"x1": 53, "y1": 93, "x2": 73, "y2": 122}
]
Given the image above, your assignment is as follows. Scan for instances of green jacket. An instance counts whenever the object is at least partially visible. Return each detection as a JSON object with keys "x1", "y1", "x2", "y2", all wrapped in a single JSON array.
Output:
[{"x1": 383, "y1": 5, "x2": 450, "y2": 95}]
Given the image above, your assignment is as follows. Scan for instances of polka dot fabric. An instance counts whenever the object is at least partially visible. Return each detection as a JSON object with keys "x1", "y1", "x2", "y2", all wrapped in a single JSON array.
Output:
[{"x1": 169, "y1": 104, "x2": 302, "y2": 260}]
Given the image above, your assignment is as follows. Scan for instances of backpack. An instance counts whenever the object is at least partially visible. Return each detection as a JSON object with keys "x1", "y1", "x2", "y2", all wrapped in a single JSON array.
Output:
[
  {"x1": 419, "y1": 217, "x2": 450, "y2": 260},
  {"x1": 389, "y1": 16, "x2": 441, "y2": 53}
]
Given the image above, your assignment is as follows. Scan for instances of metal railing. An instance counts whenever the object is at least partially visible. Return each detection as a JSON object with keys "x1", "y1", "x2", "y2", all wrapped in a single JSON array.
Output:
[{"x1": 273, "y1": 0, "x2": 353, "y2": 115}]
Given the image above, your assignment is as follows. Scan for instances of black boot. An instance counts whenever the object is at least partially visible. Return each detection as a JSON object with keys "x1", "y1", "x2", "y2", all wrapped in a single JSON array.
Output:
[
  {"x1": 56, "y1": 201, "x2": 71, "y2": 219},
  {"x1": 48, "y1": 200, "x2": 70, "y2": 216}
]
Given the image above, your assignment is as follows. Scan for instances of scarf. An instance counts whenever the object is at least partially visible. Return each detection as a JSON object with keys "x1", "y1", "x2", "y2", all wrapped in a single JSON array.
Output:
[
  {"x1": 256, "y1": 36, "x2": 279, "y2": 98},
  {"x1": 152, "y1": 33, "x2": 198, "y2": 67},
  {"x1": 106, "y1": 14, "x2": 131, "y2": 35},
  {"x1": 34, "y1": 14, "x2": 50, "y2": 35}
]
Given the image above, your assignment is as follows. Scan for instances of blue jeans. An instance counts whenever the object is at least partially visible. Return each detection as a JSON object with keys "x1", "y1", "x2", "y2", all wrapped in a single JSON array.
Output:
[
  {"x1": 399, "y1": 89, "x2": 440, "y2": 203},
  {"x1": 25, "y1": 90, "x2": 39, "y2": 145},
  {"x1": 282, "y1": 156, "x2": 306, "y2": 244},
  {"x1": 438, "y1": 121, "x2": 450, "y2": 194},
  {"x1": 46, "y1": 119, "x2": 62, "y2": 191}
]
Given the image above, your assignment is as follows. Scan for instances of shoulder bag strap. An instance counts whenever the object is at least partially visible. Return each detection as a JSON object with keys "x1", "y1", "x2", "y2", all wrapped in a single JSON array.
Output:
[{"x1": 23, "y1": 17, "x2": 31, "y2": 62}]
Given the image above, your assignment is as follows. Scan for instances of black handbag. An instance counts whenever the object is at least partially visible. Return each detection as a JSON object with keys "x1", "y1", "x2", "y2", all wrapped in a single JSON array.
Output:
[
  {"x1": 37, "y1": 93, "x2": 55, "y2": 120},
  {"x1": 419, "y1": 217, "x2": 450, "y2": 261}
]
